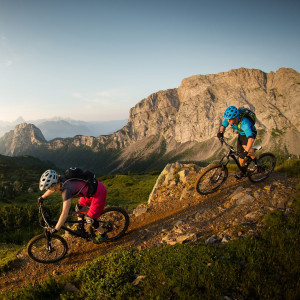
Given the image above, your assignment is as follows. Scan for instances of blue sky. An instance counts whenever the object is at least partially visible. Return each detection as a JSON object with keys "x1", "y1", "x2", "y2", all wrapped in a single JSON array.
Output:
[{"x1": 0, "y1": 0, "x2": 299, "y2": 122}]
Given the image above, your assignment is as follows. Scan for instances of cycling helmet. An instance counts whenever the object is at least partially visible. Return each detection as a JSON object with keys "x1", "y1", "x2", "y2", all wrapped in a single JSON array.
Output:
[
  {"x1": 39, "y1": 169, "x2": 58, "y2": 191},
  {"x1": 223, "y1": 106, "x2": 239, "y2": 119}
]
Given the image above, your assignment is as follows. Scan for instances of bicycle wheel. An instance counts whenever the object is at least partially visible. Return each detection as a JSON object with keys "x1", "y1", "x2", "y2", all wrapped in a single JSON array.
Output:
[
  {"x1": 195, "y1": 164, "x2": 228, "y2": 195},
  {"x1": 97, "y1": 206, "x2": 129, "y2": 241},
  {"x1": 27, "y1": 233, "x2": 68, "y2": 264},
  {"x1": 248, "y1": 153, "x2": 276, "y2": 183}
]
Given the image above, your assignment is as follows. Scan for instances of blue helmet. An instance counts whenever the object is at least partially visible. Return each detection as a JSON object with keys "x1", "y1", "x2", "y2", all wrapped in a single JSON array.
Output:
[{"x1": 223, "y1": 106, "x2": 239, "y2": 119}]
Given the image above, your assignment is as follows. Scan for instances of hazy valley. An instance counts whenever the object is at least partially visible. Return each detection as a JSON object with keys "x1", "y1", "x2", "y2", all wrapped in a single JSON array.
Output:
[{"x1": 0, "y1": 118, "x2": 127, "y2": 141}]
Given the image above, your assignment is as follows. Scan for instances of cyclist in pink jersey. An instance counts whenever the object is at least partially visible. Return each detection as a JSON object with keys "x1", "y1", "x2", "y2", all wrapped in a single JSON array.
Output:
[{"x1": 38, "y1": 169, "x2": 108, "y2": 243}]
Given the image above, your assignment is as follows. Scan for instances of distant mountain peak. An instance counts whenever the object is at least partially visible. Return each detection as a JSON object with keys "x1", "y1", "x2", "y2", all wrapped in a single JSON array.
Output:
[
  {"x1": 0, "y1": 123, "x2": 46, "y2": 156},
  {"x1": 13, "y1": 116, "x2": 25, "y2": 124}
]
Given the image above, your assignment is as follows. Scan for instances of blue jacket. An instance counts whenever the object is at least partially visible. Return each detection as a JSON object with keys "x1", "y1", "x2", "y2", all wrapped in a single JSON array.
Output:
[{"x1": 222, "y1": 116, "x2": 257, "y2": 138}]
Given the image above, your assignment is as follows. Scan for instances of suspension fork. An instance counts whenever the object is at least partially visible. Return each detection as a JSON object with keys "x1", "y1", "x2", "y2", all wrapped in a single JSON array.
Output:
[
  {"x1": 45, "y1": 229, "x2": 52, "y2": 240},
  {"x1": 44, "y1": 230, "x2": 54, "y2": 252}
]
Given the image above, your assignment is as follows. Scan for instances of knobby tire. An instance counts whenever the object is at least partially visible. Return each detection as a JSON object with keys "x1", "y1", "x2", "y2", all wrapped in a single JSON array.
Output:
[
  {"x1": 27, "y1": 233, "x2": 68, "y2": 264},
  {"x1": 97, "y1": 206, "x2": 130, "y2": 241},
  {"x1": 195, "y1": 164, "x2": 228, "y2": 195},
  {"x1": 248, "y1": 152, "x2": 276, "y2": 183}
]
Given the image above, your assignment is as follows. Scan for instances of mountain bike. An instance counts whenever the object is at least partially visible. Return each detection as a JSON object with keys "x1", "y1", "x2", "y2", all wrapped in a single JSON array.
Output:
[
  {"x1": 27, "y1": 199, "x2": 130, "y2": 264},
  {"x1": 195, "y1": 138, "x2": 276, "y2": 195}
]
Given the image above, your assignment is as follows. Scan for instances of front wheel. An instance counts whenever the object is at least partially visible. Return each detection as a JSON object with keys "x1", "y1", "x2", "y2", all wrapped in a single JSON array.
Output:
[
  {"x1": 97, "y1": 206, "x2": 130, "y2": 241},
  {"x1": 27, "y1": 233, "x2": 68, "y2": 264},
  {"x1": 195, "y1": 164, "x2": 228, "y2": 195},
  {"x1": 247, "y1": 153, "x2": 276, "y2": 183}
]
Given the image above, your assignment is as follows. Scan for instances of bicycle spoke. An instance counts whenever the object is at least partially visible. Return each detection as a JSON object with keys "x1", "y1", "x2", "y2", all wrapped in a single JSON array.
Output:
[
  {"x1": 195, "y1": 164, "x2": 228, "y2": 194},
  {"x1": 96, "y1": 207, "x2": 129, "y2": 241},
  {"x1": 248, "y1": 153, "x2": 276, "y2": 183},
  {"x1": 27, "y1": 234, "x2": 68, "y2": 263}
]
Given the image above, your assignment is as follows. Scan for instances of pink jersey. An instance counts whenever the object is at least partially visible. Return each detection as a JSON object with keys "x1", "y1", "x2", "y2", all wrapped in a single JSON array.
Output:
[
  {"x1": 61, "y1": 180, "x2": 89, "y2": 199},
  {"x1": 62, "y1": 180, "x2": 107, "y2": 219}
]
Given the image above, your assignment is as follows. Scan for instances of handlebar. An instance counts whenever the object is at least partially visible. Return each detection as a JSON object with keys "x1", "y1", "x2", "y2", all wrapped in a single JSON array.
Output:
[
  {"x1": 38, "y1": 197, "x2": 44, "y2": 205},
  {"x1": 219, "y1": 138, "x2": 235, "y2": 151},
  {"x1": 38, "y1": 197, "x2": 56, "y2": 206}
]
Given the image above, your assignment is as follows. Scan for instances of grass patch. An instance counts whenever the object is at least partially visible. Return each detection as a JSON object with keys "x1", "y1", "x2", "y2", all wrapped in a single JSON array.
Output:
[
  {"x1": 275, "y1": 159, "x2": 300, "y2": 177},
  {"x1": 226, "y1": 163, "x2": 239, "y2": 172},
  {"x1": 100, "y1": 173, "x2": 158, "y2": 209},
  {"x1": 0, "y1": 243, "x2": 23, "y2": 275}
]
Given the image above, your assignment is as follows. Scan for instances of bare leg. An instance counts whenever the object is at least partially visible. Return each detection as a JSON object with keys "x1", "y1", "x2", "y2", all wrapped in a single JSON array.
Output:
[
  {"x1": 248, "y1": 148, "x2": 255, "y2": 159},
  {"x1": 240, "y1": 145, "x2": 256, "y2": 167}
]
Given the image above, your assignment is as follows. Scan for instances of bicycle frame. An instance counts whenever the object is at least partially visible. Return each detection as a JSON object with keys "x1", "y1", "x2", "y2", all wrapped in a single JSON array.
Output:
[
  {"x1": 39, "y1": 201, "x2": 91, "y2": 239},
  {"x1": 39, "y1": 200, "x2": 112, "y2": 240},
  {"x1": 218, "y1": 139, "x2": 246, "y2": 172}
]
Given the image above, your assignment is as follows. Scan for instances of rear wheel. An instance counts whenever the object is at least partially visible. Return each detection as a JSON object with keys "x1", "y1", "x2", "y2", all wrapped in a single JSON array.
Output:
[
  {"x1": 248, "y1": 153, "x2": 276, "y2": 183},
  {"x1": 97, "y1": 206, "x2": 129, "y2": 241},
  {"x1": 27, "y1": 233, "x2": 68, "y2": 264},
  {"x1": 195, "y1": 164, "x2": 228, "y2": 195}
]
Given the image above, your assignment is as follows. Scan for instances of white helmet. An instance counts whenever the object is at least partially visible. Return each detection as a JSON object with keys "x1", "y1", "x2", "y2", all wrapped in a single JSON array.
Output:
[{"x1": 39, "y1": 169, "x2": 58, "y2": 191}]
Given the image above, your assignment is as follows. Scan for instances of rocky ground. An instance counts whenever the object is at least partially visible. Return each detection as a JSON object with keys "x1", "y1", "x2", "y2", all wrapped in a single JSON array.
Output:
[{"x1": 0, "y1": 163, "x2": 298, "y2": 294}]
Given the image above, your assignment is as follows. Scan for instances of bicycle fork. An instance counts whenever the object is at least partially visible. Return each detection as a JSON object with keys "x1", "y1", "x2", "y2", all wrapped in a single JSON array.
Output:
[
  {"x1": 45, "y1": 230, "x2": 54, "y2": 253},
  {"x1": 210, "y1": 165, "x2": 226, "y2": 183}
]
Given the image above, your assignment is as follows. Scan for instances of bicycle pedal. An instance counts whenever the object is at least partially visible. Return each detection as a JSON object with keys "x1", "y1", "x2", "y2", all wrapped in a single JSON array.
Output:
[
  {"x1": 235, "y1": 173, "x2": 246, "y2": 180},
  {"x1": 248, "y1": 164, "x2": 258, "y2": 172}
]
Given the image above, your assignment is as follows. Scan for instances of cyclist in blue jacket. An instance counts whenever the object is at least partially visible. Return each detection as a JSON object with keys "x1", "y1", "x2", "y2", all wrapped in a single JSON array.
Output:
[{"x1": 217, "y1": 106, "x2": 257, "y2": 178}]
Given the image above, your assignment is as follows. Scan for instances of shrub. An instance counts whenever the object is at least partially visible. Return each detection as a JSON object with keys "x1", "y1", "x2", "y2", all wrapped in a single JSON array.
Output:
[{"x1": 275, "y1": 159, "x2": 300, "y2": 177}]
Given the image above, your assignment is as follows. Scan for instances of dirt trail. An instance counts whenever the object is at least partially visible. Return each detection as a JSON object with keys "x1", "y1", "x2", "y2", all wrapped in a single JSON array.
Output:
[{"x1": 0, "y1": 172, "x2": 298, "y2": 294}]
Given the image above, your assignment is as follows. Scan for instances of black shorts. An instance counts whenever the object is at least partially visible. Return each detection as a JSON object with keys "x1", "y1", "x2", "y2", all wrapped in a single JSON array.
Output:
[{"x1": 237, "y1": 132, "x2": 257, "y2": 153}]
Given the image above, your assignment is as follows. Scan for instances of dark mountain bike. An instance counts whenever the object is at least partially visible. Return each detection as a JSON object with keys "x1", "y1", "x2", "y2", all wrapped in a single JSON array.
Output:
[
  {"x1": 27, "y1": 199, "x2": 129, "y2": 264},
  {"x1": 195, "y1": 138, "x2": 276, "y2": 195}
]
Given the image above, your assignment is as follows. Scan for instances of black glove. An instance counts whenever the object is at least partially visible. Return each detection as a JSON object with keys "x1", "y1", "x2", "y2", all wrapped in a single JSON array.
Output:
[
  {"x1": 217, "y1": 131, "x2": 224, "y2": 140},
  {"x1": 239, "y1": 149, "x2": 248, "y2": 159},
  {"x1": 38, "y1": 196, "x2": 44, "y2": 204}
]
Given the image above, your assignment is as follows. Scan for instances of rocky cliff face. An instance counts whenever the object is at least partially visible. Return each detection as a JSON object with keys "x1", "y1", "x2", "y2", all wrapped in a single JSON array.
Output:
[
  {"x1": 0, "y1": 68, "x2": 299, "y2": 172},
  {"x1": 121, "y1": 67, "x2": 300, "y2": 145},
  {"x1": 107, "y1": 67, "x2": 300, "y2": 165},
  {"x1": 0, "y1": 123, "x2": 46, "y2": 156}
]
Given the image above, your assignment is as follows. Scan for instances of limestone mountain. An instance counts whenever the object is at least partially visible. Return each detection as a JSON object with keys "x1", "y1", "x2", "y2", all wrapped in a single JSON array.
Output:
[
  {"x1": 0, "y1": 68, "x2": 299, "y2": 173},
  {"x1": 0, "y1": 123, "x2": 46, "y2": 156}
]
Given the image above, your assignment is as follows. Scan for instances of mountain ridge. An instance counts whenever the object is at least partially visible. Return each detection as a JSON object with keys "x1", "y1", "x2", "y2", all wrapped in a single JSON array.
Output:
[
  {"x1": 0, "y1": 118, "x2": 127, "y2": 140},
  {"x1": 0, "y1": 67, "x2": 299, "y2": 173}
]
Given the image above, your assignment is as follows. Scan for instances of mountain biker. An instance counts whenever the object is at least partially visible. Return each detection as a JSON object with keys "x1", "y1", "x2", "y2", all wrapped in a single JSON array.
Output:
[
  {"x1": 38, "y1": 169, "x2": 108, "y2": 243},
  {"x1": 217, "y1": 105, "x2": 257, "y2": 179}
]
